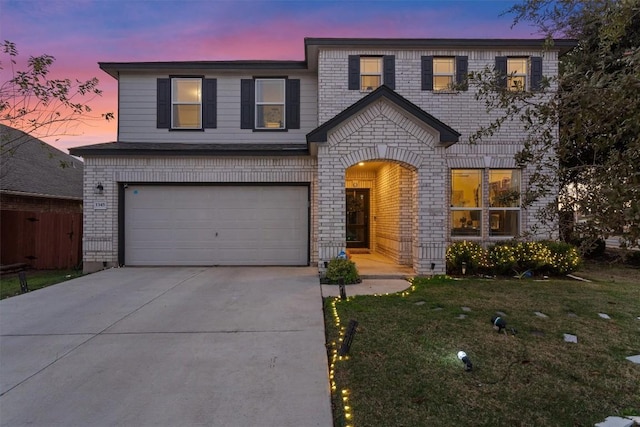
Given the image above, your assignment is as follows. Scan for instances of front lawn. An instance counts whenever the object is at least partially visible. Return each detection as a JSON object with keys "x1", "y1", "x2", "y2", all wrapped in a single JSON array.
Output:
[
  {"x1": 324, "y1": 268, "x2": 640, "y2": 426},
  {"x1": 0, "y1": 269, "x2": 83, "y2": 299}
]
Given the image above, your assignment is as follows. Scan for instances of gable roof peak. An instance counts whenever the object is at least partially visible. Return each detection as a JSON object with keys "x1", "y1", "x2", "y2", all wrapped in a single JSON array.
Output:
[{"x1": 307, "y1": 85, "x2": 460, "y2": 146}]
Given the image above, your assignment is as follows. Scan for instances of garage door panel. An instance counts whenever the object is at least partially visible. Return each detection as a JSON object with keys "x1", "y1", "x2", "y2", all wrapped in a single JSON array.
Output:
[{"x1": 124, "y1": 185, "x2": 308, "y2": 266}]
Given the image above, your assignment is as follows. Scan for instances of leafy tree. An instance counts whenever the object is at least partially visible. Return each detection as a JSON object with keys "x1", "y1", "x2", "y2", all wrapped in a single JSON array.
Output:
[
  {"x1": 469, "y1": 0, "x2": 640, "y2": 251},
  {"x1": 0, "y1": 40, "x2": 113, "y2": 172}
]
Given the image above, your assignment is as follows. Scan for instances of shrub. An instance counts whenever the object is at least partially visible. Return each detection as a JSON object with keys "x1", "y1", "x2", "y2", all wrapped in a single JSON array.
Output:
[
  {"x1": 513, "y1": 241, "x2": 553, "y2": 272},
  {"x1": 325, "y1": 258, "x2": 360, "y2": 284},
  {"x1": 446, "y1": 241, "x2": 491, "y2": 275},
  {"x1": 624, "y1": 251, "x2": 640, "y2": 267},
  {"x1": 570, "y1": 237, "x2": 606, "y2": 258},
  {"x1": 541, "y1": 241, "x2": 582, "y2": 275},
  {"x1": 488, "y1": 244, "x2": 517, "y2": 275},
  {"x1": 447, "y1": 240, "x2": 581, "y2": 276}
]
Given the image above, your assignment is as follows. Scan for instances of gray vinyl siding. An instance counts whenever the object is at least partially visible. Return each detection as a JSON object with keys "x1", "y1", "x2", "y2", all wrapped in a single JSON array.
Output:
[{"x1": 118, "y1": 72, "x2": 317, "y2": 143}]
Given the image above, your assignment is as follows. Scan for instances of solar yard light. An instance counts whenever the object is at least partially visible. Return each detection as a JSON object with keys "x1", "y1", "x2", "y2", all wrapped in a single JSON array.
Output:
[
  {"x1": 457, "y1": 351, "x2": 473, "y2": 371},
  {"x1": 492, "y1": 315, "x2": 507, "y2": 333}
]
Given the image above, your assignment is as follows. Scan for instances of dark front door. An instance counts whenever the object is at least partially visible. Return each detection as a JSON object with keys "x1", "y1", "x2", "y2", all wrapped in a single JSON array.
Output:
[{"x1": 346, "y1": 188, "x2": 369, "y2": 248}]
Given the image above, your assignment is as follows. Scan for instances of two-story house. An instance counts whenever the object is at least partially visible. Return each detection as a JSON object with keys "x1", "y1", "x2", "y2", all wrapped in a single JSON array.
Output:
[{"x1": 70, "y1": 38, "x2": 575, "y2": 274}]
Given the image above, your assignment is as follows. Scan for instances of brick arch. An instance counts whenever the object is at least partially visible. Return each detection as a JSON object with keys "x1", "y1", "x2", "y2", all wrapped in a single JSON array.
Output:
[{"x1": 338, "y1": 145, "x2": 422, "y2": 171}]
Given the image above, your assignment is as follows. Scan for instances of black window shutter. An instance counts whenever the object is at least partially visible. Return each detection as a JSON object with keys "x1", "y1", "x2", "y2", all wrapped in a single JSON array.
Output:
[
  {"x1": 348, "y1": 55, "x2": 360, "y2": 90},
  {"x1": 455, "y1": 56, "x2": 468, "y2": 90},
  {"x1": 286, "y1": 79, "x2": 300, "y2": 129},
  {"x1": 495, "y1": 56, "x2": 508, "y2": 88},
  {"x1": 383, "y1": 55, "x2": 395, "y2": 90},
  {"x1": 530, "y1": 56, "x2": 543, "y2": 91},
  {"x1": 421, "y1": 56, "x2": 433, "y2": 91},
  {"x1": 240, "y1": 79, "x2": 255, "y2": 129},
  {"x1": 157, "y1": 78, "x2": 170, "y2": 129},
  {"x1": 203, "y1": 78, "x2": 217, "y2": 129}
]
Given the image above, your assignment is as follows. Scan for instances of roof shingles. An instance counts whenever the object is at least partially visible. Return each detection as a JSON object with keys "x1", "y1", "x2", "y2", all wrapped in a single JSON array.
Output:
[{"x1": 1, "y1": 125, "x2": 84, "y2": 199}]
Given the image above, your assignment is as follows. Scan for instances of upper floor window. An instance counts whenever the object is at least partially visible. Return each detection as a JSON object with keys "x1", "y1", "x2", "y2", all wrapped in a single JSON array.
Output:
[
  {"x1": 507, "y1": 58, "x2": 528, "y2": 91},
  {"x1": 172, "y1": 78, "x2": 202, "y2": 129},
  {"x1": 495, "y1": 56, "x2": 543, "y2": 92},
  {"x1": 433, "y1": 57, "x2": 455, "y2": 91},
  {"x1": 156, "y1": 77, "x2": 216, "y2": 130},
  {"x1": 240, "y1": 78, "x2": 300, "y2": 131},
  {"x1": 255, "y1": 79, "x2": 285, "y2": 129},
  {"x1": 421, "y1": 56, "x2": 468, "y2": 91},
  {"x1": 360, "y1": 57, "x2": 382, "y2": 91},
  {"x1": 348, "y1": 55, "x2": 395, "y2": 91}
]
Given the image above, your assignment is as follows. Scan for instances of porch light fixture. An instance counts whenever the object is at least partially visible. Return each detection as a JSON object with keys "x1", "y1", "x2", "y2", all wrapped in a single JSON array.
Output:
[
  {"x1": 95, "y1": 182, "x2": 104, "y2": 195},
  {"x1": 358, "y1": 162, "x2": 365, "y2": 166},
  {"x1": 457, "y1": 351, "x2": 473, "y2": 371}
]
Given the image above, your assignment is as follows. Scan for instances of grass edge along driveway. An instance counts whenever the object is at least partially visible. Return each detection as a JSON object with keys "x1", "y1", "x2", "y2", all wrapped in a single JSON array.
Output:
[
  {"x1": 0, "y1": 270, "x2": 83, "y2": 300},
  {"x1": 324, "y1": 270, "x2": 640, "y2": 427}
]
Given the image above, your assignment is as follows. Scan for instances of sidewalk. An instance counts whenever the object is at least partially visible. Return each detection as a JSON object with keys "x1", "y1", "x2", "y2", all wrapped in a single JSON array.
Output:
[{"x1": 321, "y1": 278, "x2": 411, "y2": 297}]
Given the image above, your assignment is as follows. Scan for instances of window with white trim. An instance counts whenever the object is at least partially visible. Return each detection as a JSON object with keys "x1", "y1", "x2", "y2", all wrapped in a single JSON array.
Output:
[
  {"x1": 451, "y1": 169, "x2": 482, "y2": 237},
  {"x1": 507, "y1": 58, "x2": 528, "y2": 91},
  {"x1": 360, "y1": 57, "x2": 382, "y2": 91},
  {"x1": 172, "y1": 78, "x2": 202, "y2": 129},
  {"x1": 433, "y1": 57, "x2": 455, "y2": 91},
  {"x1": 489, "y1": 169, "x2": 521, "y2": 236},
  {"x1": 255, "y1": 79, "x2": 285, "y2": 129}
]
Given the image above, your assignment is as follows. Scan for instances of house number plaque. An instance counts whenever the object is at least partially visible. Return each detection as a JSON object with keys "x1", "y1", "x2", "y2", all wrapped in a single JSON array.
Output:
[{"x1": 94, "y1": 201, "x2": 107, "y2": 210}]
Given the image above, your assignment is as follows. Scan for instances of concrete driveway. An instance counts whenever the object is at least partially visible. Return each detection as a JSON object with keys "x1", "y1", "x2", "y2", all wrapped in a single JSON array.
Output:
[{"x1": 0, "y1": 267, "x2": 332, "y2": 426}]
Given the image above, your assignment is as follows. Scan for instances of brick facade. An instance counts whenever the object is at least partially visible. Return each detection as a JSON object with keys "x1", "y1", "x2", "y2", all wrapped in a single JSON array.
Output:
[
  {"x1": 316, "y1": 98, "x2": 449, "y2": 273},
  {"x1": 77, "y1": 39, "x2": 564, "y2": 275},
  {"x1": 82, "y1": 156, "x2": 317, "y2": 272},
  {"x1": 313, "y1": 46, "x2": 559, "y2": 274}
]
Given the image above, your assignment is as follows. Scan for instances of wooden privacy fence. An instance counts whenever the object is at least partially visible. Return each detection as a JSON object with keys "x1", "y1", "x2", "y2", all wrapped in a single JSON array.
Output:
[{"x1": 1, "y1": 210, "x2": 82, "y2": 270}]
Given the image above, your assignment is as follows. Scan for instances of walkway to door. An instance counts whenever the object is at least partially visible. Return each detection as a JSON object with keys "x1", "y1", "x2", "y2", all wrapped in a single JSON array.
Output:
[
  {"x1": 350, "y1": 252, "x2": 414, "y2": 278},
  {"x1": 321, "y1": 253, "x2": 414, "y2": 298}
]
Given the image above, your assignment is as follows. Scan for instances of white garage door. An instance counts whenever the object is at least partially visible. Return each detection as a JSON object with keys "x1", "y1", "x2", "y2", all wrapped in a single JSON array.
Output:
[{"x1": 124, "y1": 185, "x2": 308, "y2": 266}]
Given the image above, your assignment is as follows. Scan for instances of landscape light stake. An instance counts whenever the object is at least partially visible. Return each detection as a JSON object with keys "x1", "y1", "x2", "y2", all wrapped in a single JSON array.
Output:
[
  {"x1": 338, "y1": 277, "x2": 347, "y2": 300},
  {"x1": 18, "y1": 271, "x2": 29, "y2": 294},
  {"x1": 457, "y1": 351, "x2": 473, "y2": 371},
  {"x1": 492, "y1": 315, "x2": 507, "y2": 333},
  {"x1": 339, "y1": 320, "x2": 358, "y2": 356}
]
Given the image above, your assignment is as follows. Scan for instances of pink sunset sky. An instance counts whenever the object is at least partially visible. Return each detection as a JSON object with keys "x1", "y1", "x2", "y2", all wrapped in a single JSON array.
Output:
[{"x1": 1, "y1": 0, "x2": 539, "y2": 153}]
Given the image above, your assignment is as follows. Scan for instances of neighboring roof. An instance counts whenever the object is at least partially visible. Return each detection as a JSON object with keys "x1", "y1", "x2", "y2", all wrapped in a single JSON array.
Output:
[
  {"x1": 0, "y1": 125, "x2": 84, "y2": 200},
  {"x1": 99, "y1": 37, "x2": 577, "y2": 79},
  {"x1": 69, "y1": 142, "x2": 309, "y2": 157},
  {"x1": 306, "y1": 85, "x2": 461, "y2": 145}
]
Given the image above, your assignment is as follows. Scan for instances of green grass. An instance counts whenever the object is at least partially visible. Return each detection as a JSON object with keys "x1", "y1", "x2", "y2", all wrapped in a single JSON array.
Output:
[
  {"x1": 325, "y1": 265, "x2": 640, "y2": 427},
  {"x1": 0, "y1": 269, "x2": 83, "y2": 299}
]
